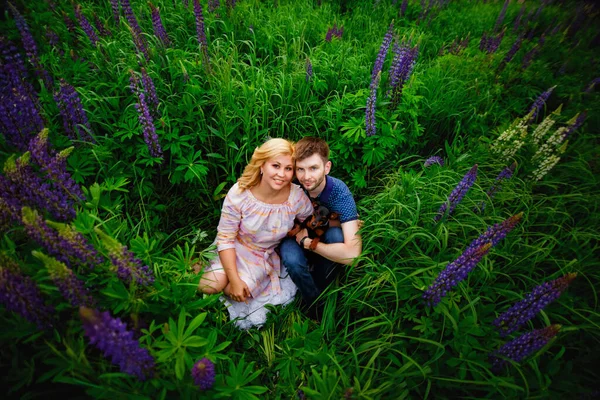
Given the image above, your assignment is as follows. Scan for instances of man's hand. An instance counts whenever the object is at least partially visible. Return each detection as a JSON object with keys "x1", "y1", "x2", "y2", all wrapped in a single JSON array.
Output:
[
  {"x1": 225, "y1": 279, "x2": 251, "y2": 303},
  {"x1": 295, "y1": 228, "x2": 310, "y2": 248}
]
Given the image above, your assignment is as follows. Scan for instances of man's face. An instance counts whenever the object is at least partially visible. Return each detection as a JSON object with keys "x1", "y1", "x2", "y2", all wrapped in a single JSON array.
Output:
[{"x1": 295, "y1": 154, "x2": 331, "y2": 193}]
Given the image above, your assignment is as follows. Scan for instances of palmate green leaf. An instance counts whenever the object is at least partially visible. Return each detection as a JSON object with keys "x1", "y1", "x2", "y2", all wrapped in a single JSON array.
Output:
[
  {"x1": 177, "y1": 308, "x2": 186, "y2": 340},
  {"x1": 175, "y1": 350, "x2": 185, "y2": 381},
  {"x1": 157, "y1": 347, "x2": 178, "y2": 363},
  {"x1": 183, "y1": 312, "x2": 206, "y2": 339},
  {"x1": 182, "y1": 336, "x2": 208, "y2": 347}
]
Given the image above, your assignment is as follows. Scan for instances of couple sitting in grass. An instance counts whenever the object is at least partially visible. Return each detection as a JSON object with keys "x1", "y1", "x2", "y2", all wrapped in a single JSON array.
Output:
[{"x1": 198, "y1": 137, "x2": 362, "y2": 329}]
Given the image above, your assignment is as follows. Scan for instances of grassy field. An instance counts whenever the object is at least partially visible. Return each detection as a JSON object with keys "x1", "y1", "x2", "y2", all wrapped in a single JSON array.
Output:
[{"x1": 1, "y1": 0, "x2": 599, "y2": 398}]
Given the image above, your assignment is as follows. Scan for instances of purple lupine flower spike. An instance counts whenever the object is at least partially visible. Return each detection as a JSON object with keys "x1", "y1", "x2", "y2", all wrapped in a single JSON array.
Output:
[
  {"x1": 434, "y1": 164, "x2": 478, "y2": 222},
  {"x1": 110, "y1": 0, "x2": 120, "y2": 24},
  {"x1": 489, "y1": 325, "x2": 561, "y2": 372},
  {"x1": 140, "y1": 67, "x2": 159, "y2": 117},
  {"x1": 424, "y1": 156, "x2": 444, "y2": 168},
  {"x1": 388, "y1": 41, "x2": 418, "y2": 109},
  {"x1": 498, "y1": 34, "x2": 524, "y2": 72},
  {"x1": 191, "y1": 358, "x2": 216, "y2": 390},
  {"x1": 80, "y1": 307, "x2": 155, "y2": 380},
  {"x1": 0, "y1": 254, "x2": 55, "y2": 329},
  {"x1": 33, "y1": 251, "x2": 95, "y2": 307},
  {"x1": 494, "y1": 0, "x2": 510, "y2": 32},
  {"x1": 466, "y1": 212, "x2": 523, "y2": 252},
  {"x1": 193, "y1": 0, "x2": 211, "y2": 68},
  {"x1": 494, "y1": 273, "x2": 576, "y2": 337},
  {"x1": 561, "y1": 111, "x2": 586, "y2": 139},
  {"x1": 513, "y1": 5, "x2": 525, "y2": 33},
  {"x1": 121, "y1": 0, "x2": 149, "y2": 60},
  {"x1": 46, "y1": 220, "x2": 104, "y2": 269},
  {"x1": 400, "y1": 0, "x2": 408, "y2": 17},
  {"x1": 305, "y1": 57, "x2": 313, "y2": 82},
  {"x1": 423, "y1": 242, "x2": 492, "y2": 307},
  {"x1": 371, "y1": 22, "x2": 394, "y2": 87},
  {"x1": 476, "y1": 162, "x2": 516, "y2": 213},
  {"x1": 208, "y1": 0, "x2": 220, "y2": 13},
  {"x1": 149, "y1": 3, "x2": 171, "y2": 46},
  {"x1": 54, "y1": 79, "x2": 94, "y2": 142},
  {"x1": 96, "y1": 228, "x2": 155, "y2": 286},
  {"x1": 94, "y1": 14, "x2": 112, "y2": 37},
  {"x1": 22, "y1": 207, "x2": 78, "y2": 265},
  {"x1": 74, "y1": 4, "x2": 99, "y2": 47},
  {"x1": 129, "y1": 71, "x2": 162, "y2": 158},
  {"x1": 365, "y1": 71, "x2": 380, "y2": 137},
  {"x1": 583, "y1": 77, "x2": 600, "y2": 93},
  {"x1": 527, "y1": 86, "x2": 556, "y2": 123}
]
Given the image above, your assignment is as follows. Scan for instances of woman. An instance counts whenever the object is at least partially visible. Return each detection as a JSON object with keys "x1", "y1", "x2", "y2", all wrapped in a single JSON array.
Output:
[{"x1": 199, "y1": 138, "x2": 313, "y2": 329}]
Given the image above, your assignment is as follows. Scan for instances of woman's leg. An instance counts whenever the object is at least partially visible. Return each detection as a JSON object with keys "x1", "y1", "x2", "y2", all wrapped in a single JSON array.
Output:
[{"x1": 198, "y1": 270, "x2": 228, "y2": 294}]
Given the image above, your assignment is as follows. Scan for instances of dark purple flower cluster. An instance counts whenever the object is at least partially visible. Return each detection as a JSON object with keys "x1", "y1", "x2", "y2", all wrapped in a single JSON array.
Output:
[
  {"x1": 0, "y1": 254, "x2": 54, "y2": 329},
  {"x1": 22, "y1": 207, "x2": 79, "y2": 265},
  {"x1": 467, "y1": 212, "x2": 523, "y2": 252},
  {"x1": 476, "y1": 162, "x2": 516, "y2": 213},
  {"x1": 54, "y1": 79, "x2": 94, "y2": 142},
  {"x1": 583, "y1": 77, "x2": 599, "y2": 93},
  {"x1": 28, "y1": 129, "x2": 84, "y2": 201},
  {"x1": 513, "y1": 5, "x2": 526, "y2": 33},
  {"x1": 110, "y1": 244, "x2": 155, "y2": 286},
  {"x1": 110, "y1": 0, "x2": 120, "y2": 24},
  {"x1": 489, "y1": 324, "x2": 561, "y2": 372},
  {"x1": 47, "y1": 220, "x2": 103, "y2": 269},
  {"x1": 74, "y1": 4, "x2": 99, "y2": 47},
  {"x1": 423, "y1": 242, "x2": 492, "y2": 307},
  {"x1": 121, "y1": 0, "x2": 149, "y2": 60},
  {"x1": 208, "y1": 0, "x2": 220, "y2": 13},
  {"x1": 191, "y1": 358, "x2": 216, "y2": 390},
  {"x1": 434, "y1": 164, "x2": 478, "y2": 222},
  {"x1": 424, "y1": 156, "x2": 444, "y2": 168},
  {"x1": 45, "y1": 28, "x2": 60, "y2": 47},
  {"x1": 93, "y1": 14, "x2": 112, "y2": 38},
  {"x1": 193, "y1": 0, "x2": 211, "y2": 68},
  {"x1": 365, "y1": 72, "x2": 380, "y2": 137},
  {"x1": 493, "y1": 0, "x2": 510, "y2": 33},
  {"x1": 305, "y1": 57, "x2": 313, "y2": 82},
  {"x1": 4, "y1": 156, "x2": 75, "y2": 221},
  {"x1": 8, "y1": 2, "x2": 53, "y2": 90},
  {"x1": 494, "y1": 273, "x2": 576, "y2": 337},
  {"x1": 527, "y1": 86, "x2": 555, "y2": 122},
  {"x1": 0, "y1": 35, "x2": 45, "y2": 150},
  {"x1": 388, "y1": 41, "x2": 418, "y2": 110},
  {"x1": 443, "y1": 35, "x2": 469, "y2": 56},
  {"x1": 371, "y1": 23, "x2": 394, "y2": 88},
  {"x1": 479, "y1": 29, "x2": 505, "y2": 54},
  {"x1": 562, "y1": 111, "x2": 587, "y2": 140},
  {"x1": 33, "y1": 250, "x2": 95, "y2": 307},
  {"x1": 140, "y1": 67, "x2": 159, "y2": 118},
  {"x1": 149, "y1": 3, "x2": 171, "y2": 46},
  {"x1": 226, "y1": 0, "x2": 237, "y2": 9},
  {"x1": 80, "y1": 307, "x2": 155, "y2": 380},
  {"x1": 325, "y1": 24, "x2": 344, "y2": 42},
  {"x1": 130, "y1": 71, "x2": 163, "y2": 158},
  {"x1": 498, "y1": 34, "x2": 524, "y2": 72},
  {"x1": 400, "y1": 0, "x2": 408, "y2": 17}
]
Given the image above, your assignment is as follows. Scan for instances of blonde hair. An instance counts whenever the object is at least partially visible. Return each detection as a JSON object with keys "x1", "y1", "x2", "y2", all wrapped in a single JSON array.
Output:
[{"x1": 237, "y1": 138, "x2": 295, "y2": 190}]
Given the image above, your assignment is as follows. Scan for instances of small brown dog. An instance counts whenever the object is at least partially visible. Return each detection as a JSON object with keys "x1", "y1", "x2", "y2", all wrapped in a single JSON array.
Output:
[{"x1": 287, "y1": 201, "x2": 340, "y2": 250}]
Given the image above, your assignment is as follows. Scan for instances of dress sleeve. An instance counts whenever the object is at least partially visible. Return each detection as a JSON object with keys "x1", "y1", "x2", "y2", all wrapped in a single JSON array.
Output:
[
  {"x1": 295, "y1": 186, "x2": 314, "y2": 222},
  {"x1": 215, "y1": 185, "x2": 243, "y2": 252}
]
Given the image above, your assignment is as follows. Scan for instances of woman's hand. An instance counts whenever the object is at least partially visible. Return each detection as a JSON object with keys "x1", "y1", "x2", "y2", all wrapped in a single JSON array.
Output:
[{"x1": 225, "y1": 278, "x2": 252, "y2": 303}]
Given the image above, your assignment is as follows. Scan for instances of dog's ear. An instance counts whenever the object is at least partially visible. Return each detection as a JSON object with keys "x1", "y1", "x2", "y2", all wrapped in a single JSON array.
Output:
[
  {"x1": 329, "y1": 212, "x2": 339, "y2": 220},
  {"x1": 311, "y1": 200, "x2": 320, "y2": 208}
]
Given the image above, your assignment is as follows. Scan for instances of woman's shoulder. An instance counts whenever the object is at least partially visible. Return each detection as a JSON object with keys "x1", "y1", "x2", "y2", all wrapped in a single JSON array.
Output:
[{"x1": 289, "y1": 183, "x2": 310, "y2": 202}]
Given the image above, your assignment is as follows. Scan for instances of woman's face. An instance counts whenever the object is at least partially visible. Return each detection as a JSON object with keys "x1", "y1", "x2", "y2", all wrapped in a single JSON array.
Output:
[{"x1": 260, "y1": 154, "x2": 294, "y2": 192}]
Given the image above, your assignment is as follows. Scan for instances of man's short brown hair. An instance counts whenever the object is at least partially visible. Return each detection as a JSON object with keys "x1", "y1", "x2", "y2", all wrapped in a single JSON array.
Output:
[{"x1": 295, "y1": 136, "x2": 329, "y2": 164}]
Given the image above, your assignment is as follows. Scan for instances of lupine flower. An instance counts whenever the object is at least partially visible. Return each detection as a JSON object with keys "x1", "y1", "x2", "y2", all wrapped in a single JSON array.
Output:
[
  {"x1": 527, "y1": 86, "x2": 556, "y2": 123},
  {"x1": 80, "y1": 306, "x2": 155, "y2": 380},
  {"x1": 74, "y1": 4, "x2": 99, "y2": 47},
  {"x1": 22, "y1": 207, "x2": 78, "y2": 265},
  {"x1": 193, "y1": 0, "x2": 211, "y2": 68},
  {"x1": 561, "y1": 111, "x2": 586, "y2": 140},
  {"x1": 8, "y1": 2, "x2": 53, "y2": 89},
  {"x1": 121, "y1": 0, "x2": 149, "y2": 60},
  {"x1": 32, "y1": 251, "x2": 95, "y2": 307},
  {"x1": 400, "y1": 0, "x2": 408, "y2": 17},
  {"x1": 0, "y1": 254, "x2": 54, "y2": 329},
  {"x1": 5, "y1": 156, "x2": 75, "y2": 221},
  {"x1": 371, "y1": 23, "x2": 394, "y2": 87},
  {"x1": 483, "y1": 29, "x2": 505, "y2": 54},
  {"x1": 93, "y1": 14, "x2": 112, "y2": 37},
  {"x1": 424, "y1": 156, "x2": 444, "y2": 168},
  {"x1": 489, "y1": 324, "x2": 561, "y2": 372},
  {"x1": 493, "y1": 0, "x2": 510, "y2": 32},
  {"x1": 434, "y1": 164, "x2": 478, "y2": 222},
  {"x1": 325, "y1": 24, "x2": 343, "y2": 42},
  {"x1": 583, "y1": 77, "x2": 599, "y2": 93},
  {"x1": 54, "y1": 79, "x2": 94, "y2": 142},
  {"x1": 140, "y1": 67, "x2": 159, "y2": 118},
  {"x1": 28, "y1": 129, "x2": 85, "y2": 201},
  {"x1": 494, "y1": 273, "x2": 576, "y2": 337},
  {"x1": 522, "y1": 43, "x2": 541, "y2": 70},
  {"x1": 110, "y1": 0, "x2": 120, "y2": 24},
  {"x1": 532, "y1": 105, "x2": 561, "y2": 145},
  {"x1": 191, "y1": 358, "x2": 216, "y2": 390},
  {"x1": 149, "y1": 3, "x2": 170, "y2": 46},
  {"x1": 491, "y1": 115, "x2": 530, "y2": 162},
  {"x1": 498, "y1": 34, "x2": 524, "y2": 71},
  {"x1": 226, "y1": 0, "x2": 237, "y2": 9},
  {"x1": 46, "y1": 220, "x2": 103, "y2": 269},
  {"x1": 423, "y1": 243, "x2": 492, "y2": 306},
  {"x1": 0, "y1": 196, "x2": 16, "y2": 229},
  {"x1": 476, "y1": 162, "x2": 516, "y2": 213},
  {"x1": 130, "y1": 71, "x2": 163, "y2": 158},
  {"x1": 297, "y1": 389, "x2": 307, "y2": 400},
  {"x1": 208, "y1": 0, "x2": 220, "y2": 13},
  {"x1": 513, "y1": 5, "x2": 526, "y2": 33},
  {"x1": 388, "y1": 41, "x2": 418, "y2": 109},
  {"x1": 365, "y1": 72, "x2": 380, "y2": 137},
  {"x1": 466, "y1": 212, "x2": 523, "y2": 252},
  {"x1": 305, "y1": 57, "x2": 313, "y2": 82},
  {"x1": 96, "y1": 228, "x2": 155, "y2": 286}
]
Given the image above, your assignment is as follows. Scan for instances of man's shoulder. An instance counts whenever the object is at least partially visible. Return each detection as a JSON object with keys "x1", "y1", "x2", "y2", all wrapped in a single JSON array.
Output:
[{"x1": 327, "y1": 176, "x2": 354, "y2": 197}]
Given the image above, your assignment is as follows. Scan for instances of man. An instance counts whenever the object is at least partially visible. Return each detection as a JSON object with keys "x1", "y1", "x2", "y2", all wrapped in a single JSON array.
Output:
[{"x1": 280, "y1": 136, "x2": 362, "y2": 314}]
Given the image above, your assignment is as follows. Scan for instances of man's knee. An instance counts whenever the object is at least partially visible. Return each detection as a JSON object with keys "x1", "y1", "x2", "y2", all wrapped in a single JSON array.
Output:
[{"x1": 323, "y1": 227, "x2": 344, "y2": 244}]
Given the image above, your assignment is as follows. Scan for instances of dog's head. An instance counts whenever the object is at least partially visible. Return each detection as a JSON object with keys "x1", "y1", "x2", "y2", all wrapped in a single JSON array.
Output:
[{"x1": 307, "y1": 201, "x2": 338, "y2": 230}]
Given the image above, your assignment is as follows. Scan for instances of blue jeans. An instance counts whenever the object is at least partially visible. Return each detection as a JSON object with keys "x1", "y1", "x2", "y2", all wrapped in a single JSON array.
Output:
[{"x1": 280, "y1": 227, "x2": 344, "y2": 304}]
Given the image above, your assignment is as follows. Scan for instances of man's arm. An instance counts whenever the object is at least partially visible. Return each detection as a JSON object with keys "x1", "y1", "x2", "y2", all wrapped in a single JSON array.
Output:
[{"x1": 296, "y1": 220, "x2": 362, "y2": 265}]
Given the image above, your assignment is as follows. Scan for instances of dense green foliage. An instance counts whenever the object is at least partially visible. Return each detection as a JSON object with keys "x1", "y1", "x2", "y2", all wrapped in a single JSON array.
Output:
[{"x1": 1, "y1": 0, "x2": 599, "y2": 398}]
